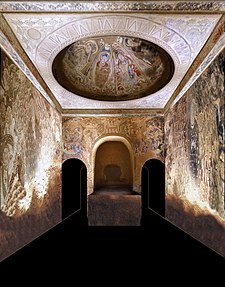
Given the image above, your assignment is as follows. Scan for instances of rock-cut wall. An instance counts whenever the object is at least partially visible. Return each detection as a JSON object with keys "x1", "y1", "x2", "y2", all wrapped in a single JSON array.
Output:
[
  {"x1": 165, "y1": 48, "x2": 225, "y2": 256},
  {"x1": 0, "y1": 50, "x2": 62, "y2": 261}
]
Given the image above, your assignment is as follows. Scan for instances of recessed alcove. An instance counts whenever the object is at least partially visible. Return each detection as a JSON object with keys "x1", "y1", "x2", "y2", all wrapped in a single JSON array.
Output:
[{"x1": 94, "y1": 141, "x2": 133, "y2": 192}]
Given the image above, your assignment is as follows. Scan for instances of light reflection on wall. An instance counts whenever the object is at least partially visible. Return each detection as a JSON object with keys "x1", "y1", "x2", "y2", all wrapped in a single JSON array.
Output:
[
  {"x1": 0, "y1": 51, "x2": 61, "y2": 217},
  {"x1": 17, "y1": 182, "x2": 33, "y2": 213},
  {"x1": 165, "y1": 48, "x2": 225, "y2": 218}
]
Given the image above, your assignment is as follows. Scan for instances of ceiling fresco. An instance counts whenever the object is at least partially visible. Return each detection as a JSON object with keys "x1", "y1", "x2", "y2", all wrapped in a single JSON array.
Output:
[
  {"x1": 53, "y1": 35, "x2": 174, "y2": 101},
  {"x1": 0, "y1": 2, "x2": 224, "y2": 111}
]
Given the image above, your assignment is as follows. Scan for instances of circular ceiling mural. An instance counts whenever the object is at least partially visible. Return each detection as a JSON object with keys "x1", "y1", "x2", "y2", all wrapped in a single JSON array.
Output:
[{"x1": 52, "y1": 35, "x2": 174, "y2": 101}]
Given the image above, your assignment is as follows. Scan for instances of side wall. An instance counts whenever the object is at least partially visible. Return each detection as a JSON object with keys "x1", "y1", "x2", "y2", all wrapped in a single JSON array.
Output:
[
  {"x1": 165, "y1": 48, "x2": 225, "y2": 256},
  {"x1": 62, "y1": 115, "x2": 164, "y2": 194},
  {"x1": 0, "y1": 51, "x2": 62, "y2": 261}
]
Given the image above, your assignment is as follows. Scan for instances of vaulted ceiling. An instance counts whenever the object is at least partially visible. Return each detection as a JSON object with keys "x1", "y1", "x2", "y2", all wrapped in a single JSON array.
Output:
[{"x1": 1, "y1": 1, "x2": 225, "y2": 114}]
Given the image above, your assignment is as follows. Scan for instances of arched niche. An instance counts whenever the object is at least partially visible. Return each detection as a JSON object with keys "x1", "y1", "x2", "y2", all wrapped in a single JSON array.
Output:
[
  {"x1": 62, "y1": 158, "x2": 87, "y2": 224},
  {"x1": 92, "y1": 136, "x2": 134, "y2": 192},
  {"x1": 141, "y1": 158, "x2": 165, "y2": 223}
]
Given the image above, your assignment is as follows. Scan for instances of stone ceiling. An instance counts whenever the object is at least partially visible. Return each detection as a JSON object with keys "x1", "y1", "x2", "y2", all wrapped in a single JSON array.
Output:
[{"x1": 0, "y1": 1, "x2": 225, "y2": 113}]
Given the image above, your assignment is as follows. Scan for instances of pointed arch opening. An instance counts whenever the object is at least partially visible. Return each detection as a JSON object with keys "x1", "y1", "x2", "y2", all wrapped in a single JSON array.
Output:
[{"x1": 62, "y1": 158, "x2": 87, "y2": 225}]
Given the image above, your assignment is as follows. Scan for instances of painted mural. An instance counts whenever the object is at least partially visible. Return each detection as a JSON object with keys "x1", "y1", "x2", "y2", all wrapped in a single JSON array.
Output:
[
  {"x1": 53, "y1": 35, "x2": 174, "y2": 101},
  {"x1": 62, "y1": 115, "x2": 164, "y2": 193},
  {"x1": 165, "y1": 48, "x2": 225, "y2": 256},
  {"x1": 0, "y1": 51, "x2": 62, "y2": 261}
]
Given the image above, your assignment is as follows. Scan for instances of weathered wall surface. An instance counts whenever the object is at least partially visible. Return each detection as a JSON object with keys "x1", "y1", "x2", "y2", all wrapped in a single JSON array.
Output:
[
  {"x1": 0, "y1": 51, "x2": 62, "y2": 261},
  {"x1": 62, "y1": 115, "x2": 164, "y2": 194},
  {"x1": 165, "y1": 48, "x2": 225, "y2": 256}
]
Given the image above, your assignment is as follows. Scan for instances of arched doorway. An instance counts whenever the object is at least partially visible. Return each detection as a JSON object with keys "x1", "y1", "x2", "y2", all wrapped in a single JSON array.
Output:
[
  {"x1": 94, "y1": 141, "x2": 132, "y2": 192},
  {"x1": 62, "y1": 158, "x2": 87, "y2": 225},
  {"x1": 89, "y1": 140, "x2": 140, "y2": 225},
  {"x1": 141, "y1": 159, "x2": 165, "y2": 224}
]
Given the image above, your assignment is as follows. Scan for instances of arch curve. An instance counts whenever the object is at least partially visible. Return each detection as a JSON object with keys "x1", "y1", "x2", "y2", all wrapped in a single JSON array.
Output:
[
  {"x1": 142, "y1": 156, "x2": 165, "y2": 167},
  {"x1": 62, "y1": 157, "x2": 86, "y2": 165},
  {"x1": 92, "y1": 136, "x2": 134, "y2": 195}
]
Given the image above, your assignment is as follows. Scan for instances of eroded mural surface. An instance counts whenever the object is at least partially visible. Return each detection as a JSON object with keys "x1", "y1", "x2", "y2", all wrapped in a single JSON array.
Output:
[
  {"x1": 62, "y1": 115, "x2": 164, "y2": 193},
  {"x1": 0, "y1": 51, "x2": 61, "y2": 261},
  {"x1": 165, "y1": 48, "x2": 225, "y2": 256}
]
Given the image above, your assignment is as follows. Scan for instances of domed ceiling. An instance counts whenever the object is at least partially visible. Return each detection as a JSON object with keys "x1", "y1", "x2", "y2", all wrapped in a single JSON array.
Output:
[
  {"x1": 52, "y1": 35, "x2": 174, "y2": 101},
  {"x1": 3, "y1": 10, "x2": 222, "y2": 110}
]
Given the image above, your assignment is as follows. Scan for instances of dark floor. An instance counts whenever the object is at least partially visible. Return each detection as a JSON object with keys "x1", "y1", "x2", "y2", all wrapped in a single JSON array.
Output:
[
  {"x1": 1, "y1": 207, "x2": 225, "y2": 271},
  {"x1": 166, "y1": 195, "x2": 225, "y2": 258}
]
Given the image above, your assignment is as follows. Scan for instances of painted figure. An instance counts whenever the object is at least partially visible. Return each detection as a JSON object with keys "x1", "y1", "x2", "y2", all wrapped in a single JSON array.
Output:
[{"x1": 95, "y1": 52, "x2": 111, "y2": 89}]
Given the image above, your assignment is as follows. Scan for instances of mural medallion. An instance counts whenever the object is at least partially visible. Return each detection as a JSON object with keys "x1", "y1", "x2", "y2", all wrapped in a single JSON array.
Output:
[{"x1": 53, "y1": 35, "x2": 174, "y2": 101}]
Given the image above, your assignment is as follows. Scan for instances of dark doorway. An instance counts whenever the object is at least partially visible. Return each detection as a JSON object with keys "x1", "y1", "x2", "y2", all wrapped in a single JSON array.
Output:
[
  {"x1": 62, "y1": 158, "x2": 87, "y2": 225},
  {"x1": 141, "y1": 159, "x2": 165, "y2": 225}
]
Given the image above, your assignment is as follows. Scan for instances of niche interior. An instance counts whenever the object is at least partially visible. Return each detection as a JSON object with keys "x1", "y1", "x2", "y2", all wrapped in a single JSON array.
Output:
[{"x1": 94, "y1": 141, "x2": 133, "y2": 191}]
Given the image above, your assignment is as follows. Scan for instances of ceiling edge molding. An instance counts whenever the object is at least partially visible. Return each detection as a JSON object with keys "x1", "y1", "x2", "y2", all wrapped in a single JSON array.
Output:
[
  {"x1": 0, "y1": 1, "x2": 225, "y2": 13},
  {"x1": 0, "y1": 30, "x2": 59, "y2": 110},
  {"x1": 61, "y1": 108, "x2": 163, "y2": 116},
  {"x1": 0, "y1": 15, "x2": 62, "y2": 113},
  {"x1": 171, "y1": 32, "x2": 225, "y2": 107},
  {"x1": 164, "y1": 14, "x2": 225, "y2": 113}
]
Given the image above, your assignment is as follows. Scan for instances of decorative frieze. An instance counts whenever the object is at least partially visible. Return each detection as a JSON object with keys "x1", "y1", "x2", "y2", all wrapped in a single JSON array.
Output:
[{"x1": 0, "y1": 1, "x2": 225, "y2": 13}]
